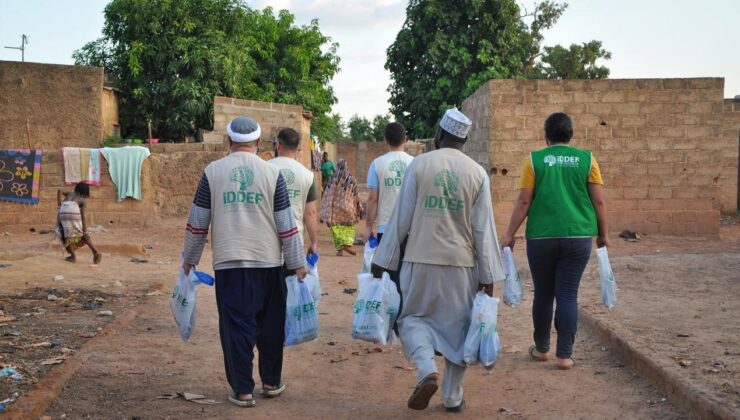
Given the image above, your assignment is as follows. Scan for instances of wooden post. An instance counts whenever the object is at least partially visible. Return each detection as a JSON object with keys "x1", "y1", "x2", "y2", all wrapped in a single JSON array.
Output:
[{"x1": 25, "y1": 118, "x2": 32, "y2": 150}]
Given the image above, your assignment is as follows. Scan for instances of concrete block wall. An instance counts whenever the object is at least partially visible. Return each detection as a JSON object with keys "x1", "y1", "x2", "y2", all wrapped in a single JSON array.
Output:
[
  {"x1": 212, "y1": 96, "x2": 312, "y2": 170},
  {"x1": 462, "y1": 78, "x2": 737, "y2": 236}
]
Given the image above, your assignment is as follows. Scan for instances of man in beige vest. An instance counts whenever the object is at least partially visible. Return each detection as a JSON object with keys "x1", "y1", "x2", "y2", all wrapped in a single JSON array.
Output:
[
  {"x1": 269, "y1": 128, "x2": 319, "y2": 254},
  {"x1": 372, "y1": 108, "x2": 505, "y2": 412},
  {"x1": 182, "y1": 117, "x2": 306, "y2": 408}
]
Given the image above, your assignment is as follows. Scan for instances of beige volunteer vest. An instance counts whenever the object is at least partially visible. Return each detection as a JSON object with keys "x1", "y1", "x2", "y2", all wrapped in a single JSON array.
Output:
[
  {"x1": 403, "y1": 148, "x2": 485, "y2": 267},
  {"x1": 268, "y1": 156, "x2": 314, "y2": 243},
  {"x1": 205, "y1": 151, "x2": 282, "y2": 266},
  {"x1": 373, "y1": 151, "x2": 414, "y2": 229}
]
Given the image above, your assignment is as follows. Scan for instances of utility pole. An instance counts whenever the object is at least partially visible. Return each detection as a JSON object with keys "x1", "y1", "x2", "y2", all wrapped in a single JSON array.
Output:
[{"x1": 5, "y1": 34, "x2": 29, "y2": 62}]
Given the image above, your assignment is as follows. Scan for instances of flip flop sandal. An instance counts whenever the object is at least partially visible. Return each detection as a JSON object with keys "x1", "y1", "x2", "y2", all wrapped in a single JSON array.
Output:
[
  {"x1": 528, "y1": 345, "x2": 548, "y2": 361},
  {"x1": 229, "y1": 391, "x2": 256, "y2": 407},
  {"x1": 558, "y1": 358, "x2": 576, "y2": 370},
  {"x1": 407, "y1": 374, "x2": 439, "y2": 410},
  {"x1": 445, "y1": 399, "x2": 466, "y2": 413},
  {"x1": 260, "y1": 382, "x2": 286, "y2": 398}
]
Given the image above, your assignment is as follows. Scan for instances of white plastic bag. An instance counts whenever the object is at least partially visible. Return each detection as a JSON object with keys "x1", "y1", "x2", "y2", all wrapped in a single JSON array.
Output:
[
  {"x1": 170, "y1": 268, "x2": 213, "y2": 342},
  {"x1": 596, "y1": 246, "x2": 617, "y2": 309},
  {"x1": 360, "y1": 236, "x2": 379, "y2": 274},
  {"x1": 464, "y1": 292, "x2": 501, "y2": 369},
  {"x1": 284, "y1": 275, "x2": 319, "y2": 347},
  {"x1": 351, "y1": 272, "x2": 400, "y2": 345},
  {"x1": 502, "y1": 246, "x2": 524, "y2": 307}
]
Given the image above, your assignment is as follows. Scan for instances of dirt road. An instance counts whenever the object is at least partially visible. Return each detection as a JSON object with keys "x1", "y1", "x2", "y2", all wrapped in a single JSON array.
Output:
[{"x1": 0, "y1": 221, "x2": 686, "y2": 419}]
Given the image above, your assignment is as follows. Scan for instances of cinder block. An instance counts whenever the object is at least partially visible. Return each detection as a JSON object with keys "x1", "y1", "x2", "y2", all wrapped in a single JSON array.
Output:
[
  {"x1": 686, "y1": 126, "x2": 715, "y2": 139},
  {"x1": 600, "y1": 91, "x2": 624, "y2": 103},
  {"x1": 687, "y1": 102, "x2": 714, "y2": 114},
  {"x1": 663, "y1": 79, "x2": 688, "y2": 89},
  {"x1": 621, "y1": 115, "x2": 648, "y2": 127},
  {"x1": 612, "y1": 103, "x2": 640, "y2": 115},
  {"x1": 672, "y1": 187, "x2": 699, "y2": 199},
  {"x1": 624, "y1": 187, "x2": 648, "y2": 199},
  {"x1": 610, "y1": 80, "x2": 638, "y2": 90},
  {"x1": 661, "y1": 127, "x2": 687, "y2": 139},
  {"x1": 648, "y1": 187, "x2": 673, "y2": 200},
  {"x1": 609, "y1": 128, "x2": 635, "y2": 139},
  {"x1": 687, "y1": 78, "x2": 722, "y2": 89}
]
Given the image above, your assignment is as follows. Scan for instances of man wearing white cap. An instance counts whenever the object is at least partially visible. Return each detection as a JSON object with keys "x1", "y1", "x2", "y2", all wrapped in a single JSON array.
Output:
[
  {"x1": 372, "y1": 108, "x2": 505, "y2": 412},
  {"x1": 182, "y1": 116, "x2": 306, "y2": 408}
]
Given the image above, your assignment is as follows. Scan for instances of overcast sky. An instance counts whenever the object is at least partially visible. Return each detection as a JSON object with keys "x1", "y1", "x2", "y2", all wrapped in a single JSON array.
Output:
[{"x1": 2, "y1": 0, "x2": 738, "y2": 120}]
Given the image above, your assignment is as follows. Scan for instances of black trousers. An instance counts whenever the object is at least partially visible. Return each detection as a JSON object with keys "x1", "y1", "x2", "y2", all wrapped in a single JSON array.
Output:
[
  {"x1": 215, "y1": 266, "x2": 287, "y2": 395},
  {"x1": 527, "y1": 238, "x2": 592, "y2": 358}
]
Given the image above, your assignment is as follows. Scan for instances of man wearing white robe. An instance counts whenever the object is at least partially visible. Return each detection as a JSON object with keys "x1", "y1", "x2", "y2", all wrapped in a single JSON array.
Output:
[{"x1": 372, "y1": 108, "x2": 505, "y2": 412}]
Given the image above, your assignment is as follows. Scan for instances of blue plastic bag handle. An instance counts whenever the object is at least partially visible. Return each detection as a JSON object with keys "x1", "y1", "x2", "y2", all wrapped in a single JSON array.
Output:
[
  {"x1": 194, "y1": 271, "x2": 215, "y2": 286},
  {"x1": 368, "y1": 235, "x2": 379, "y2": 249},
  {"x1": 306, "y1": 252, "x2": 320, "y2": 268}
]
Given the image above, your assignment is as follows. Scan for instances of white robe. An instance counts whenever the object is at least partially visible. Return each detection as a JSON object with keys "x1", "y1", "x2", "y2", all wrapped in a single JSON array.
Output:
[{"x1": 372, "y1": 158, "x2": 505, "y2": 365}]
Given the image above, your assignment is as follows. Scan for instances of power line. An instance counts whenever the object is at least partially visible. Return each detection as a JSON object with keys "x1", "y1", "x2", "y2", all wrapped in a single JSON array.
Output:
[{"x1": 5, "y1": 34, "x2": 29, "y2": 62}]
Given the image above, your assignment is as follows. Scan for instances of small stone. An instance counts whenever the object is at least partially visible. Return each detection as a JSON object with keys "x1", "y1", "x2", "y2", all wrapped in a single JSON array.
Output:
[
  {"x1": 97, "y1": 310, "x2": 113, "y2": 317},
  {"x1": 53, "y1": 275, "x2": 64, "y2": 282},
  {"x1": 47, "y1": 294, "x2": 59, "y2": 301},
  {"x1": 679, "y1": 360, "x2": 693, "y2": 368},
  {"x1": 113, "y1": 280, "x2": 124, "y2": 287}
]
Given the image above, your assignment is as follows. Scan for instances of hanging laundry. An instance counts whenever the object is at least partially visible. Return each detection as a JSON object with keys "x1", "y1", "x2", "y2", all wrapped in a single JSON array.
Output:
[
  {"x1": 62, "y1": 147, "x2": 102, "y2": 186},
  {"x1": 0, "y1": 149, "x2": 42, "y2": 205},
  {"x1": 100, "y1": 146, "x2": 151, "y2": 201}
]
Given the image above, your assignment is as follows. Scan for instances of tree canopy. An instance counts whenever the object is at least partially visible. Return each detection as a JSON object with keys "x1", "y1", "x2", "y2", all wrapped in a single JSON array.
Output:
[
  {"x1": 74, "y1": 0, "x2": 340, "y2": 141},
  {"x1": 344, "y1": 114, "x2": 392, "y2": 141},
  {"x1": 385, "y1": 0, "x2": 611, "y2": 137}
]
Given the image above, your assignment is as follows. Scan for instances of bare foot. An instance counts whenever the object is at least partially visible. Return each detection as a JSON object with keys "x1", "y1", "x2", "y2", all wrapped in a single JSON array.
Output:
[
  {"x1": 64, "y1": 256, "x2": 76, "y2": 263},
  {"x1": 93, "y1": 252, "x2": 102, "y2": 264},
  {"x1": 343, "y1": 246, "x2": 356, "y2": 256},
  {"x1": 557, "y1": 357, "x2": 575, "y2": 370},
  {"x1": 336, "y1": 250, "x2": 343, "y2": 256},
  {"x1": 238, "y1": 393, "x2": 253, "y2": 400}
]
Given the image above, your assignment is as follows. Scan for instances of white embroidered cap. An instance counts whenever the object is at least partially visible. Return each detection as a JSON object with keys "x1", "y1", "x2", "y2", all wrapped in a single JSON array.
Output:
[
  {"x1": 227, "y1": 117, "x2": 261, "y2": 143},
  {"x1": 439, "y1": 107, "x2": 472, "y2": 139}
]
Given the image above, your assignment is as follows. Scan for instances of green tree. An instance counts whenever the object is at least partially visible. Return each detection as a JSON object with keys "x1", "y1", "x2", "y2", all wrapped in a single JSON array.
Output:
[
  {"x1": 74, "y1": 0, "x2": 340, "y2": 141},
  {"x1": 371, "y1": 114, "x2": 391, "y2": 141},
  {"x1": 386, "y1": 0, "x2": 611, "y2": 138},
  {"x1": 535, "y1": 41, "x2": 611, "y2": 79},
  {"x1": 347, "y1": 115, "x2": 374, "y2": 141},
  {"x1": 312, "y1": 112, "x2": 346, "y2": 142}
]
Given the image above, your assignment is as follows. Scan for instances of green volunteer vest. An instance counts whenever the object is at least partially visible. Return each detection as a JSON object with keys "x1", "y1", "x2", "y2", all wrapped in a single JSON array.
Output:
[{"x1": 526, "y1": 145, "x2": 598, "y2": 239}]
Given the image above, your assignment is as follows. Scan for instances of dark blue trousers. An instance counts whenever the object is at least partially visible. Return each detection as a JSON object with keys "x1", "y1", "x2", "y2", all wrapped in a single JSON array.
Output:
[
  {"x1": 377, "y1": 232, "x2": 405, "y2": 334},
  {"x1": 526, "y1": 238, "x2": 591, "y2": 359},
  {"x1": 215, "y1": 267, "x2": 286, "y2": 395}
]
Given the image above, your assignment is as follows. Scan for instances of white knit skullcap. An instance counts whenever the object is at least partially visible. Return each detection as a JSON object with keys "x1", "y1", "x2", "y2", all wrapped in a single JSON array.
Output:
[
  {"x1": 439, "y1": 107, "x2": 472, "y2": 139},
  {"x1": 227, "y1": 117, "x2": 261, "y2": 143}
]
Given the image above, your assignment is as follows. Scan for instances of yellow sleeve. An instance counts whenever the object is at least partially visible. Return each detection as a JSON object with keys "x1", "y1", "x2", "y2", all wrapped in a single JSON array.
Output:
[
  {"x1": 518, "y1": 156, "x2": 535, "y2": 189},
  {"x1": 589, "y1": 157, "x2": 604, "y2": 185}
]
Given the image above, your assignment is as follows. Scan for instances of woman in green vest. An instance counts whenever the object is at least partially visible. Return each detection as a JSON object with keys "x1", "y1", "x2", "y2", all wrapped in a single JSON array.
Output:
[{"x1": 502, "y1": 112, "x2": 609, "y2": 370}]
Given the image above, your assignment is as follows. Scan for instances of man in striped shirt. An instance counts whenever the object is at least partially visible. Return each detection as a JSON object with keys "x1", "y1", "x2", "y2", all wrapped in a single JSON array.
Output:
[{"x1": 182, "y1": 116, "x2": 305, "y2": 408}]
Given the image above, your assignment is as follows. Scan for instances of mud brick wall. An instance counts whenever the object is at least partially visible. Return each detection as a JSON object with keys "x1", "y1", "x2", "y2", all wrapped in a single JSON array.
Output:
[
  {"x1": 0, "y1": 61, "x2": 104, "y2": 150},
  {"x1": 335, "y1": 141, "x2": 426, "y2": 185},
  {"x1": 0, "y1": 146, "x2": 228, "y2": 229},
  {"x1": 212, "y1": 96, "x2": 312, "y2": 169},
  {"x1": 462, "y1": 78, "x2": 738, "y2": 236}
]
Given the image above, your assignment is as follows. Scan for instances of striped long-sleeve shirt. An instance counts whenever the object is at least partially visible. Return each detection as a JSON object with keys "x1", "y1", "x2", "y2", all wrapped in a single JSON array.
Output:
[{"x1": 183, "y1": 172, "x2": 305, "y2": 271}]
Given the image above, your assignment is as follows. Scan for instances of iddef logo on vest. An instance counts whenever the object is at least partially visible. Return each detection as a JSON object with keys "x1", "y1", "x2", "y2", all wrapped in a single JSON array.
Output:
[{"x1": 544, "y1": 155, "x2": 579, "y2": 167}]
